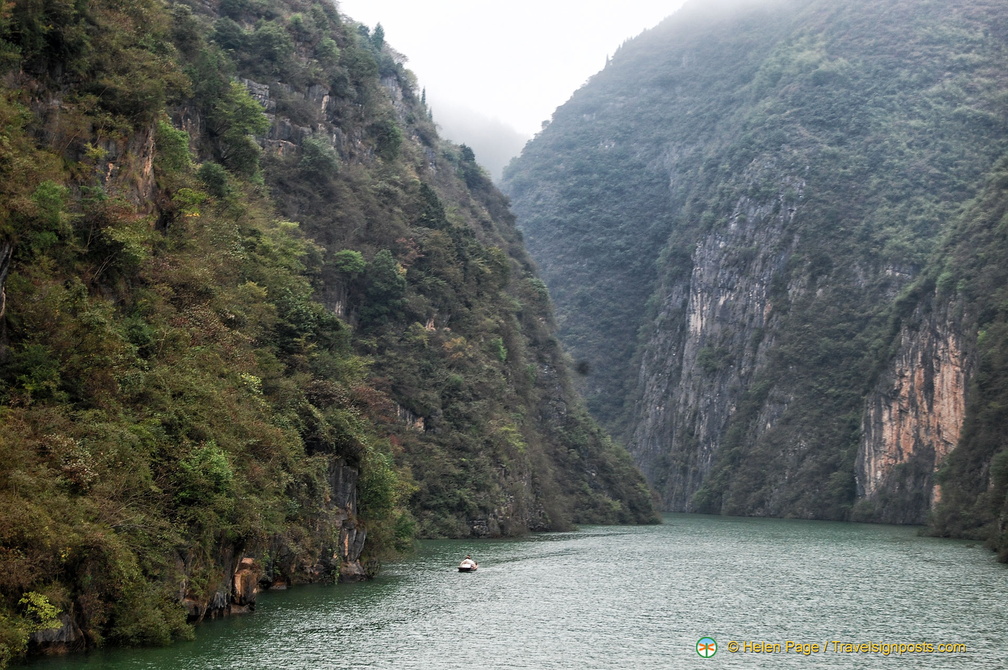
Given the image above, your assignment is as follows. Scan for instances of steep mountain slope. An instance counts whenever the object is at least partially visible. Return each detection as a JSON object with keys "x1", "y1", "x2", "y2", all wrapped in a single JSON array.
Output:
[
  {"x1": 502, "y1": 0, "x2": 1008, "y2": 540},
  {"x1": 922, "y1": 156, "x2": 1008, "y2": 556},
  {"x1": 0, "y1": 0, "x2": 655, "y2": 662}
]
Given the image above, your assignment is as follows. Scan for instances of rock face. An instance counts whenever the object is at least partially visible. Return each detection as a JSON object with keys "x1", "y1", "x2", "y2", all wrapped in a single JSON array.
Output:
[
  {"x1": 0, "y1": 239, "x2": 10, "y2": 320},
  {"x1": 261, "y1": 457, "x2": 369, "y2": 585},
  {"x1": 231, "y1": 558, "x2": 261, "y2": 613},
  {"x1": 856, "y1": 300, "x2": 969, "y2": 523},
  {"x1": 29, "y1": 615, "x2": 85, "y2": 656},
  {"x1": 330, "y1": 459, "x2": 369, "y2": 581},
  {"x1": 502, "y1": 0, "x2": 1008, "y2": 523},
  {"x1": 178, "y1": 457, "x2": 366, "y2": 624},
  {"x1": 631, "y1": 158, "x2": 804, "y2": 510}
]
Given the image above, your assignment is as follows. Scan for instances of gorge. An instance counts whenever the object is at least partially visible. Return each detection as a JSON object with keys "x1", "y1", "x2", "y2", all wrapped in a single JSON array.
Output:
[
  {"x1": 502, "y1": 0, "x2": 1008, "y2": 553},
  {"x1": 3, "y1": 0, "x2": 1008, "y2": 664},
  {"x1": 0, "y1": 0, "x2": 656, "y2": 663}
]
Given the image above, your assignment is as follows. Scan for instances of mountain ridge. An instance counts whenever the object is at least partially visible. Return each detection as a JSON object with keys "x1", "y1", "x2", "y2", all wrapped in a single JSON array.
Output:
[
  {"x1": 0, "y1": 0, "x2": 656, "y2": 662},
  {"x1": 502, "y1": 0, "x2": 1008, "y2": 549}
]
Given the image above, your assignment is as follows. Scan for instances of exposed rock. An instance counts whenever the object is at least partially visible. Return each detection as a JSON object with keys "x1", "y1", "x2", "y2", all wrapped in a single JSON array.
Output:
[
  {"x1": 381, "y1": 75, "x2": 408, "y2": 122},
  {"x1": 174, "y1": 488, "x2": 361, "y2": 619},
  {"x1": 240, "y1": 78, "x2": 274, "y2": 112},
  {"x1": 0, "y1": 238, "x2": 11, "y2": 321},
  {"x1": 396, "y1": 404, "x2": 425, "y2": 431},
  {"x1": 629, "y1": 157, "x2": 804, "y2": 510},
  {"x1": 856, "y1": 299, "x2": 969, "y2": 523},
  {"x1": 469, "y1": 517, "x2": 501, "y2": 538},
  {"x1": 29, "y1": 614, "x2": 86, "y2": 656},
  {"x1": 181, "y1": 542, "x2": 247, "y2": 622},
  {"x1": 338, "y1": 520, "x2": 368, "y2": 581},
  {"x1": 267, "y1": 116, "x2": 311, "y2": 144},
  {"x1": 231, "y1": 557, "x2": 262, "y2": 614}
]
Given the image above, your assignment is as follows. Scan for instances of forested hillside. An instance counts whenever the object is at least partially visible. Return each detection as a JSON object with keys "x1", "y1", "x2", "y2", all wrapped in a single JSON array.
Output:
[
  {"x1": 502, "y1": 0, "x2": 1008, "y2": 552},
  {"x1": 0, "y1": 0, "x2": 655, "y2": 663}
]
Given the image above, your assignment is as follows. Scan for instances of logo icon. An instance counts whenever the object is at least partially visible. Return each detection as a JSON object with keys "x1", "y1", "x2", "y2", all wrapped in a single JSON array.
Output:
[{"x1": 697, "y1": 637, "x2": 718, "y2": 658}]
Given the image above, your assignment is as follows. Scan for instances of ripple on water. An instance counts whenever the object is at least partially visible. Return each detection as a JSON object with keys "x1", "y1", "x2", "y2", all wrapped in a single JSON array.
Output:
[{"x1": 25, "y1": 514, "x2": 1008, "y2": 669}]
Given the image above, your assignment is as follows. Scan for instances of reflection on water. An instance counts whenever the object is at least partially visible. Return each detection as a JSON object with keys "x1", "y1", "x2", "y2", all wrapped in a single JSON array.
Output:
[{"x1": 28, "y1": 515, "x2": 1008, "y2": 669}]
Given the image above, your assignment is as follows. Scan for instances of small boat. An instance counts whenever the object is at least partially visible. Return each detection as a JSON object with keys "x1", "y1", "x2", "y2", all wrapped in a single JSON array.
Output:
[{"x1": 458, "y1": 558, "x2": 478, "y2": 572}]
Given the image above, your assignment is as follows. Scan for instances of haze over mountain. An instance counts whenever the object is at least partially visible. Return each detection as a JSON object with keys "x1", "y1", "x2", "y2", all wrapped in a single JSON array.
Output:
[
  {"x1": 503, "y1": 0, "x2": 1008, "y2": 554},
  {"x1": 335, "y1": 0, "x2": 690, "y2": 180},
  {"x1": 336, "y1": 0, "x2": 686, "y2": 137},
  {"x1": 0, "y1": 0, "x2": 655, "y2": 662},
  {"x1": 425, "y1": 94, "x2": 530, "y2": 181},
  {"x1": 3, "y1": 0, "x2": 1007, "y2": 664}
]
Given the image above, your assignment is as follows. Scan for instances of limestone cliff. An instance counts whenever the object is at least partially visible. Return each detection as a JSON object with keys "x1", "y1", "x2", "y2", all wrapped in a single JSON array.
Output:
[
  {"x1": 856, "y1": 300, "x2": 970, "y2": 524},
  {"x1": 0, "y1": 0, "x2": 655, "y2": 662},
  {"x1": 502, "y1": 0, "x2": 1008, "y2": 524},
  {"x1": 631, "y1": 157, "x2": 803, "y2": 510}
]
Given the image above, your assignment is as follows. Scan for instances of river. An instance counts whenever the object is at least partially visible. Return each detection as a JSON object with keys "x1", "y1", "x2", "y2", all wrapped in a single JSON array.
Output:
[{"x1": 28, "y1": 514, "x2": 1007, "y2": 668}]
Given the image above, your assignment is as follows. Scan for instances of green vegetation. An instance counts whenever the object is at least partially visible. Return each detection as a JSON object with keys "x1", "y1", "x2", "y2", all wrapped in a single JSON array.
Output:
[
  {"x1": 928, "y1": 157, "x2": 1008, "y2": 558},
  {"x1": 0, "y1": 0, "x2": 656, "y2": 664},
  {"x1": 503, "y1": 0, "x2": 1008, "y2": 537}
]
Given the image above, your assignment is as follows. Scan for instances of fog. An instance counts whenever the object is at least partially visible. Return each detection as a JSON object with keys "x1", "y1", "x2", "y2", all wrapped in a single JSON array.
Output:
[
  {"x1": 427, "y1": 94, "x2": 530, "y2": 182},
  {"x1": 336, "y1": 0, "x2": 688, "y2": 177}
]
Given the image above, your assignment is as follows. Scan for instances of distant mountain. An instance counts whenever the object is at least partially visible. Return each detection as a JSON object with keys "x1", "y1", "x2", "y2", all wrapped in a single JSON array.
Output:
[
  {"x1": 0, "y1": 0, "x2": 655, "y2": 662},
  {"x1": 503, "y1": 0, "x2": 1008, "y2": 554},
  {"x1": 427, "y1": 97, "x2": 530, "y2": 182}
]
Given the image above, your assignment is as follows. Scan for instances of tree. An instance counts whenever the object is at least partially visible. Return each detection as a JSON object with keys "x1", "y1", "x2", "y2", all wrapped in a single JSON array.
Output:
[
  {"x1": 360, "y1": 249, "x2": 406, "y2": 327},
  {"x1": 208, "y1": 81, "x2": 269, "y2": 176}
]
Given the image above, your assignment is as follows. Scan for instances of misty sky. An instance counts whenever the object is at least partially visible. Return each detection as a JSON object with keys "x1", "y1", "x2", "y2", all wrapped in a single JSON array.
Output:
[{"x1": 336, "y1": 0, "x2": 689, "y2": 176}]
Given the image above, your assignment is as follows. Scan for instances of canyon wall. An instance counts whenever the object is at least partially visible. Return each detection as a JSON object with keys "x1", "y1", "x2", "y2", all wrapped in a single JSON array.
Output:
[
  {"x1": 857, "y1": 300, "x2": 969, "y2": 524},
  {"x1": 503, "y1": 0, "x2": 1008, "y2": 527},
  {"x1": 631, "y1": 157, "x2": 803, "y2": 510}
]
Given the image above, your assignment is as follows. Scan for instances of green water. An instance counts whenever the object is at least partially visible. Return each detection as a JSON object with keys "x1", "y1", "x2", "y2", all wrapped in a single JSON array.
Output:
[{"x1": 28, "y1": 515, "x2": 1007, "y2": 668}]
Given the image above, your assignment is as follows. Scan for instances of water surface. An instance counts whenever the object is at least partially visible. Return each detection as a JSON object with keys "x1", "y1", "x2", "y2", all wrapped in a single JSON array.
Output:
[{"x1": 29, "y1": 514, "x2": 1007, "y2": 668}]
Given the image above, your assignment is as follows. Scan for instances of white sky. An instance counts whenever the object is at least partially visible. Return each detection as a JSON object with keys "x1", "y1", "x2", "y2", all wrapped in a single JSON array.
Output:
[{"x1": 336, "y1": 0, "x2": 689, "y2": 138}]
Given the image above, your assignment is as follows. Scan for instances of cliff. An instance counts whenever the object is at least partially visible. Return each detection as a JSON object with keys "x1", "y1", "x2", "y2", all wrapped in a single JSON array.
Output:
[
  {"x1": 924, "y1": 156, "x2": 1008, "y2": 558},
  {"x1": 0, "y1": 0, "x2": 656, "y2": 663},
  {"x1": 503, "y1": 0, "x2": 1008, "y2": 539},
  {"x1": 630, "y1": 156, "x2": 805, "y2": 512},
  {"x1": 856, "y1": 300, "x2": 969, "y2": 525}
]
